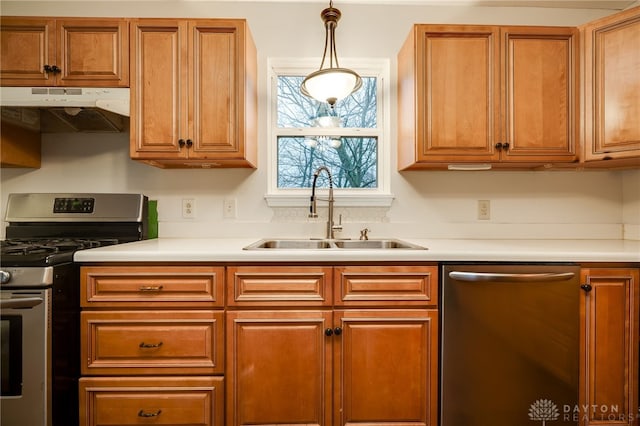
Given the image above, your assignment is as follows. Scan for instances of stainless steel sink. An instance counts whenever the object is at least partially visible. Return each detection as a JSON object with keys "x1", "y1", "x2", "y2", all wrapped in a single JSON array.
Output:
[
  {"x1": 243, "y1": 238, "x2": 426, "y2": 250},
  {"x1": 332, "y1": 239, "x2": 425, "y2": 249},
  {"x1": 245, "y1": 239, "x2": 333, "y2": 249}
]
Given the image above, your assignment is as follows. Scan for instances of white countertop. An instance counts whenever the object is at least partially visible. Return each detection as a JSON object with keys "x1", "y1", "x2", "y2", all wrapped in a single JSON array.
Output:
[{"x1": 73, "y1": 238, "x2": 640, "y2": 263}]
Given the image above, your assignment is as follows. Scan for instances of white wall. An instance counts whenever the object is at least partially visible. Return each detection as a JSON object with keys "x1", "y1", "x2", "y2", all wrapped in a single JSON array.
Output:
[{"x1": 1, "y1": 1, "x2": 638, "y2": 240}]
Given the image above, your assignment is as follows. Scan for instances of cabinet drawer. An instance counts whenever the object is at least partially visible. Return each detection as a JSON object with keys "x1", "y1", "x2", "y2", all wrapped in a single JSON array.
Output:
[
  {"x1": 226, "y1": 266, "x2": 333, "y2": 306},
  {"x1": 79, "y1": 376, "x2": 224, "y2": 426},
  {"x1": 81, "y1": 266, "x2": 224, "y2": 307},
  {"x1": 81, "y1": 310, "x2": 224, "y2": 375},
  {"x1": 335, "y1": 266, "x2": 438, "y2": 306}
]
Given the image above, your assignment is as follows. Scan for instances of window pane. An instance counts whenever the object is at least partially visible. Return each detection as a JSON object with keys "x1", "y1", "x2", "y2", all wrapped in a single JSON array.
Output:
[
  {"x1": 277, "y1": 76, "x2": 377, "y2": 128},
  {"x1": 277, "y1": 136, "x2": 378, "y2": 189}
]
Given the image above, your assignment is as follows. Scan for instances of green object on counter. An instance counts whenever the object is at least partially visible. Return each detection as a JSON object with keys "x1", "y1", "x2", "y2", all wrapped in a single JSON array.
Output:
[{"x1": 148, "y1": 200, "x2": 158, "y2": 239}]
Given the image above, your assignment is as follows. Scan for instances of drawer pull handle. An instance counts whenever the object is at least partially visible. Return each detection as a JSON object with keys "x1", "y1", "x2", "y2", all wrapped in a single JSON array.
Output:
[
  {"x1": 139, "y1": 285, "x2": 164, "y2": 292},
  {"x1": 138, "y1": 409, "x2": 162, "y2": 418},
  {"x1": 139, "y1": 341, "x2": 163, "y2": 349}
]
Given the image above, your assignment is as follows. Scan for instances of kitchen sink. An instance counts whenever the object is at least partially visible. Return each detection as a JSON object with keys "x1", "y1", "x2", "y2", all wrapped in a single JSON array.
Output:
[
  {"x1": 246, "y1": 239, "x2": 333, "y2": 249},
  {"x1": 243, "y1": 238, "x2": 426, "y2": 250},
  {"x1": 332, "y1": 239, "x2": 425, "y2": 249}
]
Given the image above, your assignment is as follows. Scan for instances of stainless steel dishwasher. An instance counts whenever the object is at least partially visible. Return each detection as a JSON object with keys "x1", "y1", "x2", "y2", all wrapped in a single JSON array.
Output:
[{"x1": 441, "y1": 263, "x2": 580, "y2": 426}]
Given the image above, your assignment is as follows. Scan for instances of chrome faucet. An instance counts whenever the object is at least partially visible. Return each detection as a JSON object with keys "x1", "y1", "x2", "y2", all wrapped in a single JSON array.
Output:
[{"x1": 309, "y1": 166, "x2": 342, "y2": 239}]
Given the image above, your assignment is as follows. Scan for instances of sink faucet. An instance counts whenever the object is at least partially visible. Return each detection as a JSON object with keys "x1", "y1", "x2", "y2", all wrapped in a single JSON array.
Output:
[{"x1": 309, "y1": 166, "x2": 342, "y2": 239}]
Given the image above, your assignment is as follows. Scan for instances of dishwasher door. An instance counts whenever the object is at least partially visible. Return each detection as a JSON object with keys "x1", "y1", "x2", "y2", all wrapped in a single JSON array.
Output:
[{"x1": 441, "y1": 264, "x2": 580, "y2": 426}]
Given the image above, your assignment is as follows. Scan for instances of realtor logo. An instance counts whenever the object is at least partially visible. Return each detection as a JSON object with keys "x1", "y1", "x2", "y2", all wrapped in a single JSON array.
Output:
[{"x1": 529, "y1": 399, "x2": 560, "y2": 425}]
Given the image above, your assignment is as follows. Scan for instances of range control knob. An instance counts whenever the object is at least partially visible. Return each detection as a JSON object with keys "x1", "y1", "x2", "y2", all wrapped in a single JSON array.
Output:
[{"x1": 0, "y1": 270, "x2": 11, "y2": 284}]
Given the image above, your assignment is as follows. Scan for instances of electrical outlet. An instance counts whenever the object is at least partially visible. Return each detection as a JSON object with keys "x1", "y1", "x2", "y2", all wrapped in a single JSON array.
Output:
[
  {"x1": 477, "y1": 200, "x2": 490, "y2": 220},
  {"x1": 182, "y1": 198, "x2": 195, "y2": 218},
  {"x1": 223, "y1": 198, "x2": 237, "y2": 219}
]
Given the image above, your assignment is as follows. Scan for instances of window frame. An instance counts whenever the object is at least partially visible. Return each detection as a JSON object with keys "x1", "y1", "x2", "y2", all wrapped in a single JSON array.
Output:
[{"x1": 265, "y1": 57, "x2": 393, "y2": 207}]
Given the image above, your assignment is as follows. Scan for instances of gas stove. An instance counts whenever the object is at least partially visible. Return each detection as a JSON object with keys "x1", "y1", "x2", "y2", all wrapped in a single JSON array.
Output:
[
  {"x1": 1, "y1": 193, "x2": 148, "y2": 271},
  {"x1": 0, "y1": 237, "x2": 119, "y2": 266},
  {"x1": 0, "y1": 193, "x2": 149, "y2": 426}
]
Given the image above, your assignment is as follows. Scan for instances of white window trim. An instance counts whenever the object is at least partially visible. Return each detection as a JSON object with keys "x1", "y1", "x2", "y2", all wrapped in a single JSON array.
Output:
[{"x1": 264, "y1": 57, "x2": 393, "y2": 208}]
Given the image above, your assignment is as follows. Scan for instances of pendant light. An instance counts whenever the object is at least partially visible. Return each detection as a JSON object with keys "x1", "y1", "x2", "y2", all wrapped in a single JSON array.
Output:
[{"x1": 300, "y1": 0, "x2": 362, "y2": 106}]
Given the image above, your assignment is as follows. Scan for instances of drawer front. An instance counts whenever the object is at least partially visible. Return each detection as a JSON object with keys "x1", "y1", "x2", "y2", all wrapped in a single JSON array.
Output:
[
  {"x1": 81, "y1": 266, "x2": 224, "y2": 307},
  {"x1": 227, "y1": 266, "x2": 333, "y2": 307},
  {"x1": 81, "y1": 310, "x2": 224, "y2": 375},
  {"x1": 335, "y1": 266, "x2": 438, "y2": 306},
  {"x1": 79, "y1": 376, "x2": 224, "y2": 426}
]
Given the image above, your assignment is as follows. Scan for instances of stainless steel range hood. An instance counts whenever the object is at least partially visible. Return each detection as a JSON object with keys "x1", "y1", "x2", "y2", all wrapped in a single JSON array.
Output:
[{"x1": 0, "y1": 87, "x2": 129, "y2": 133}]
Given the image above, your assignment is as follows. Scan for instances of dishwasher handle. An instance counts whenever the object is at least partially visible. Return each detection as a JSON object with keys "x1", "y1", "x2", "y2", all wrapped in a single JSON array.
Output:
[{"x1": 448, "y1": 271, "x2": 575, "y2": 283}]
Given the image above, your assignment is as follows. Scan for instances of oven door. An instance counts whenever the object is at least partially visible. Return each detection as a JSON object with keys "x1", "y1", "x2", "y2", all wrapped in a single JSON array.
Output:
[{"x1": 0, "y1": 289, "x2": 51, "y2": 426}]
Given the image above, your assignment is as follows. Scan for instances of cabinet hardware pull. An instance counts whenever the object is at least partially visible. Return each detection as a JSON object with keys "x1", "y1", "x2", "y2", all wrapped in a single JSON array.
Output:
[
  {"x1": 503, "y1": 142, "x2": 510, "y2": 150},
  {"x1": 449, "y1": 271, "x2": 575, "y2": 282},
  {"x1": 334, "y1": 327, "x2": 343, "y2": 336},
  {"x1": 138, "y1": 409, "x2": 162, "y2": 418},
  {"x1": 139, "y1": 341, "x2": 163, "y2": 348},
  {"x1": 178, "y1": 139, "x2": 186, "y2": 148},
  {"x1": 139, "y1": 285, "x2": 163, "y2": 292},
  {"x1": 580, "y1": 284, "x2": 593, "y2": 292},
  {"x1": 495, "y1": 142, "x2": 503, "y2": 150},
  {"x1": 325, "y1": 328, "x2": 333, "y2": 336},
  {"x1": 43, "y1": 65, "x2": 61, "y2": 74},
  {"x1": 186, "y1": 139, "x2": 193, "y2": 148}
]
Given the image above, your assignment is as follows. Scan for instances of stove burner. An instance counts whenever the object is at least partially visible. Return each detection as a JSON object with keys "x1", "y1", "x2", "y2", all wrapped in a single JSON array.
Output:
[{"x1": 0, "y1": 238, "x2": 121, "y2": 266}]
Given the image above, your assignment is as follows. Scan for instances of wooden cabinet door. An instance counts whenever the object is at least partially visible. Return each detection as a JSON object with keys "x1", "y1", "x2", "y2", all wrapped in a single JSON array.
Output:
[
  {"x1": 187, "y1": 19, "x2": 257, "y2": 167},
  {"x1": 398, "y1": 25, "x2": 500, "y2": 168},
  {"x1": 189, "y1": 21, "x2": 239, "y2": 160},
  {"x1": 56, "y1": 19, "x2": 129, "y2": 87},
  {"x1": 582, "y1": 7, "x2": 640, "y2": 164},
  {"x1": 334, "y1": 309, "x2": 438, "y2": 426},
  {"x1": 0, "y1": 17, "x2": 56, "y2": 86},
  {"x1": 130, "y1": 19, "x2": 188, "y2": 160},
  {"x1": 580, "y1": 268, "x2": 639, "y2": 426},
  {"x1": 501, "y1": 26, "x2": 578, "y2": 163},
  {"x1": 226, "y1": 310, "x2": 333, "y2": 426},
  {"x1": 189, "y1": 21, "x2": 234, "y2": 159}
]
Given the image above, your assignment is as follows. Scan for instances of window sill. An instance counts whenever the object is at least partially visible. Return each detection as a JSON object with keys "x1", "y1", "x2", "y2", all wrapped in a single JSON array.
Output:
[{"x1": 264, "y1": 193, "x2": 394, "y2": 208}]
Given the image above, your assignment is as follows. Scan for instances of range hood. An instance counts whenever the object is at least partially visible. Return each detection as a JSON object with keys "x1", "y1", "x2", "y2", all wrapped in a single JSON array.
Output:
[{"x1": 0, "y1": 87, "x2": 130, "y2": 133}]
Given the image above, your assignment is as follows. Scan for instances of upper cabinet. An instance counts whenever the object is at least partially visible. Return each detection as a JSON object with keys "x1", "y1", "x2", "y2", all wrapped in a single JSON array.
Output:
[
  {"x1": 398, "y1": 25, "x2": 578, "y2": 170},
  {"x1": 0, "y1": 17, "x2": 129, "y2": 87},
  {"x1": 129, "y1": 19, "x2": 257, "y2": 169},
  {"x1": 581, "y1": 6, "x2": 640, "y2": 167}
]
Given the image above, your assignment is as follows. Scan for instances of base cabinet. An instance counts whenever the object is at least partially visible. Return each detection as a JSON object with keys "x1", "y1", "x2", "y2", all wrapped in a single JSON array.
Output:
[
  {"x1": 580, "y1": 268, "x2": 639, "y2": 426},
  {"x1": 225, "y1": 265, "x2": 439, "y2": 426},
  {"x1": 79, "y1": 266, "x2": 225, "y2": 426}
]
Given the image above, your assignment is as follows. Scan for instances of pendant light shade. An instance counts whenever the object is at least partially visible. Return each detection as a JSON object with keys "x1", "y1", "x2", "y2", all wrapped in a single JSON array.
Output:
[{"x1": 301, "y1": 1, "x2": 362, "y2": 106}]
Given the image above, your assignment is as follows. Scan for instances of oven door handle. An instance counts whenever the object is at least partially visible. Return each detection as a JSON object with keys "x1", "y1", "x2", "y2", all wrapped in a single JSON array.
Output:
[{"x1": 0, "y1": 297, "x2": 44, "y2": 309}]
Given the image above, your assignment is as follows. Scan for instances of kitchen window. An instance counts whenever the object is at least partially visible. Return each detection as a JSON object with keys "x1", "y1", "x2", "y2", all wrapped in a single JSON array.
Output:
[{"x1": 265, "y1": 58, "x2": 392, "y2": 207}]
